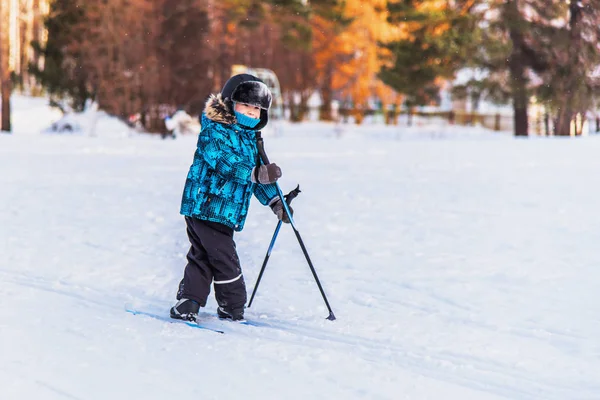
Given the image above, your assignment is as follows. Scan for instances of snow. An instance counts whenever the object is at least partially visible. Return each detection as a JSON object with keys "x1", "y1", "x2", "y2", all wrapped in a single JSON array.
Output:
[
  {"x1": 1, "y1": 96, "x2": 600, "y2": 400},
  {"x1": 9, "y1": 94, "x2": 63, "y2": 134},
  {"x1": 7, "y1": 94, "x2": 134, "y2": 137}
]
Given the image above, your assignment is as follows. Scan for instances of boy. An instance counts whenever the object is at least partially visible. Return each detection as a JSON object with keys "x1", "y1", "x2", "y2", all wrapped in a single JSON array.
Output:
[{"x1": 170, "y1": 74, "x2": 292, "y2": 322}]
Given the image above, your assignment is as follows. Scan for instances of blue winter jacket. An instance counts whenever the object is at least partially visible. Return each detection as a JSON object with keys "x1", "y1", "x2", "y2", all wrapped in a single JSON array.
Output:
[{"x1": 180, "y1": 94, "x2": 278, "y2": 231}]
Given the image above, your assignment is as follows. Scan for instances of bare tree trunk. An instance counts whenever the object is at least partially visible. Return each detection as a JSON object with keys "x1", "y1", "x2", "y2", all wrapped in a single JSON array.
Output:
[
  {"x1": 504, "y1": 0, "x2": 529, "y2": 137},
  {"x1": 554, "y1": 107, "x2": 573, "y2": 136},
  {"x1": 319, "y1": 61, "x2": 333, "y2": 121},
  {"x1": 511, "y1": 84, "x2": 528, "y2": 136},
  {"x1": 554, "y1": 2, "x2": 583, "y2": 136},
  {"x1": 0, "y1": 77, "x2": 11, "y2": 133},
  {"x1": 0, "y1": 0, "x2": 12, "y2": 132},
  {"x1": 286, "y1": 91, "x2": 299, "y2": 121},
  {"x1": 298, "y1": 90, "x2": 311, "y2": 121}
]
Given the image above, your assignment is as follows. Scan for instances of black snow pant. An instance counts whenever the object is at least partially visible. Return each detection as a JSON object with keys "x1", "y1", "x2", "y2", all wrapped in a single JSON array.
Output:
[{"x1": 176, "y1": 216, "x2": 247, "y2": 311}]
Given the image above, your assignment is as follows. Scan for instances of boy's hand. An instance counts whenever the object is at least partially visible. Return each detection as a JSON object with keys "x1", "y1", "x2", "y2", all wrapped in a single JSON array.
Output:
[
  {"x1": 270, "y1": 198, "x2": 293, "y2": 223},
  {"x1": 252, "y1": 163, "x2": 282, "y2": 184}
]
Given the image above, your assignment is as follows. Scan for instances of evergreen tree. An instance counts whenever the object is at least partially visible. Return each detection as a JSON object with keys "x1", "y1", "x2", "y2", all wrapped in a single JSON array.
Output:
[
  {"x1": 380, "y1": 0, "x2": 479, "y2": 113},
  {"x1": 537, "y1": 0, "x2": 600, "y2": 135},
  {"x1": 466, "y1": 0, "x2": 600, "y2": 136},
  {"x1": 30, "y1": 0, "x2": 92, "y2": 112},
  {"x1": 499, "y1": 0, "x2": 555, "y2": 136}
]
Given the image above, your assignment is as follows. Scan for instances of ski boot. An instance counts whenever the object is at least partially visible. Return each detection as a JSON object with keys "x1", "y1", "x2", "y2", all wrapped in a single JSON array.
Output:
[{"x1": 170, "y1": 298, "x2": 200, "y2": 322}]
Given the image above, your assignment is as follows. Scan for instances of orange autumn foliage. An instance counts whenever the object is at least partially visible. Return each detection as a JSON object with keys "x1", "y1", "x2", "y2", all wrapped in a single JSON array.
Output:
[{"x1": 312, "y1": 0, "x2": 404, "y2": 122}]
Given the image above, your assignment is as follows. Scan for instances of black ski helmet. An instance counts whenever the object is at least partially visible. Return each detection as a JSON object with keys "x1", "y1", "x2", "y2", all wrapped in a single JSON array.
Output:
[{"x1": 220, "y1": 73, "x2": 272, "y2": 130}]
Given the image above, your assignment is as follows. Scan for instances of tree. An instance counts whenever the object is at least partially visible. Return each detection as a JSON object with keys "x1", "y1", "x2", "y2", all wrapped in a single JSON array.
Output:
[
  {"x1": 327, "y1": 0, "x2": 401, "y2": 124},
  {"x1": 30, "y1": 0, "x2": 91, "y2": 112},
  {"x1": 82, "y1": 0, "x2": 158, "y2": 120},
  {"x1": 502, "y1": 0, "x2": 536, "y2": 136},
  {"x1": 471, "y1": 0, "x2": 600, "y2": 136},
  {"x1": 380, "y1": 0, "x2": 479, "y2": 115},
  {"x1": 310, "y1": 0, "x2": 353, "y2": 121},
  {"x1": 538, "y1": 1, "x2": 600, "y2": 135},
  {"x1": 0, "y1": 0, "x2": 12, "y2": 132},
  {"x1": 431, "y1": 0, "x2": 555, "y2": 136},
  {"x1": 264, "y1": 0, "x2": 315, "y2": 121},
  {"x1": 156, "y1": 0, "x2": 211, "y2": 114}
]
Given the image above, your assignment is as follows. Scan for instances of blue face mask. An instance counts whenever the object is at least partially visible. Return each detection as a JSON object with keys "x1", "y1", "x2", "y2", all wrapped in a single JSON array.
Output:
[{"x1": 235, "y1": 110, "x2": 261, "y2": 128}]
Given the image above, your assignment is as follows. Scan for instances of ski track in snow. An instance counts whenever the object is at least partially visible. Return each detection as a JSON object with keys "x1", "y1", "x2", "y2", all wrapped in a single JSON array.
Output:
[
  {"x1": 2, "y1": 268, "x2": 581, "y2": 400},
  {"x1": 2, "y1": 109, "x2": 600, "y2": 399}
]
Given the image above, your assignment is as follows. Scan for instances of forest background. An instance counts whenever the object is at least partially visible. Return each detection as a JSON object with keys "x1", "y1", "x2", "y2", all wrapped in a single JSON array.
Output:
[{"x1": 1, "y1": 0, "x2": 600, "y2": 137}]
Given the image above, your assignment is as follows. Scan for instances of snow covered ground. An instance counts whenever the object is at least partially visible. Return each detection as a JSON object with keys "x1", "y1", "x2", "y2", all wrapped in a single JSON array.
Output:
[{"x1": 1, "y1": 97, "x2": 600, "y2": 399}]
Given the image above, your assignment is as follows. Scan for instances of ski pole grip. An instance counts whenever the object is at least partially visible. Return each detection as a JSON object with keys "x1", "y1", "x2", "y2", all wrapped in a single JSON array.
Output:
[
  {"x1": 284, "y1": 185, "x2": 301, "y2": 205},
  {"x1": 255, "y1": 131, "x2": 270, "y2": 165}
]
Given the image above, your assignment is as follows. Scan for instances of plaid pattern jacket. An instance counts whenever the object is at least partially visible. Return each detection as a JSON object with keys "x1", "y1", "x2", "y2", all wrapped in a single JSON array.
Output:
[{"x1": 180, "y1": 94, "x2": 278, "y2": 231}]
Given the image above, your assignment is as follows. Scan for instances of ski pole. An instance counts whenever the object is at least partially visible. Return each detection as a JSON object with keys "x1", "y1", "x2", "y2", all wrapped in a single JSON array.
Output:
[
  {"x1": 248, "y1": 185, "x2": 301, "y2": 308},
  {"x1": 254, "y1": 132, "x2": 336, "y2": 321}
]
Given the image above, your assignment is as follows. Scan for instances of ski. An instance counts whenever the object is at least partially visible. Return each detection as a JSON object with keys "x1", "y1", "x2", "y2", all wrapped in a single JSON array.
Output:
[
  {"x1": 125, "y1": 305, "x2": 268, "y2": 334},
  {"x1": 125, "y1": 307, "x2": 225, "y2": 334}
]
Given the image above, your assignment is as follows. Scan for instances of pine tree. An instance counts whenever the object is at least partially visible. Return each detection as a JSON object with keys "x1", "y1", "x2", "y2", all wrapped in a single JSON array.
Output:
[
  {"x1": 379, "y1": 0, "x2": 479, "y2": 115},
  {"x1": 538, "y1": 0, "x2": 600, "y2": 135},
  {"x1": 30, "y1": 0, "x2": 91, "y2": 112},
  {"x1": 467, "y1": 0, "x2": 600, "y2": 136}
]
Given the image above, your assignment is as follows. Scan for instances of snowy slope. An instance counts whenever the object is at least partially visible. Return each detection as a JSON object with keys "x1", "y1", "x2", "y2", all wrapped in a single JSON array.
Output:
[
  {"x1": 1, "y1": 101, "x2": 600, "y2": 399},
  {"x1": 9, "y1": 94, "x2": 63, "y2": 134}
]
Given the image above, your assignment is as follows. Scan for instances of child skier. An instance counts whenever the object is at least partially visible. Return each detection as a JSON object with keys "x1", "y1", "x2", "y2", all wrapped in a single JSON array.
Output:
[{"x1": 170, "y1": 74, "x2": 292, "y2": 322}]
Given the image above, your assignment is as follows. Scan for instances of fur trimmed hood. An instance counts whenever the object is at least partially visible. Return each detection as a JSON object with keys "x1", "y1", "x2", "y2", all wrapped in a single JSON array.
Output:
[{"x1": 203, "y1": 93, "x2": 236, "y2": 125}]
